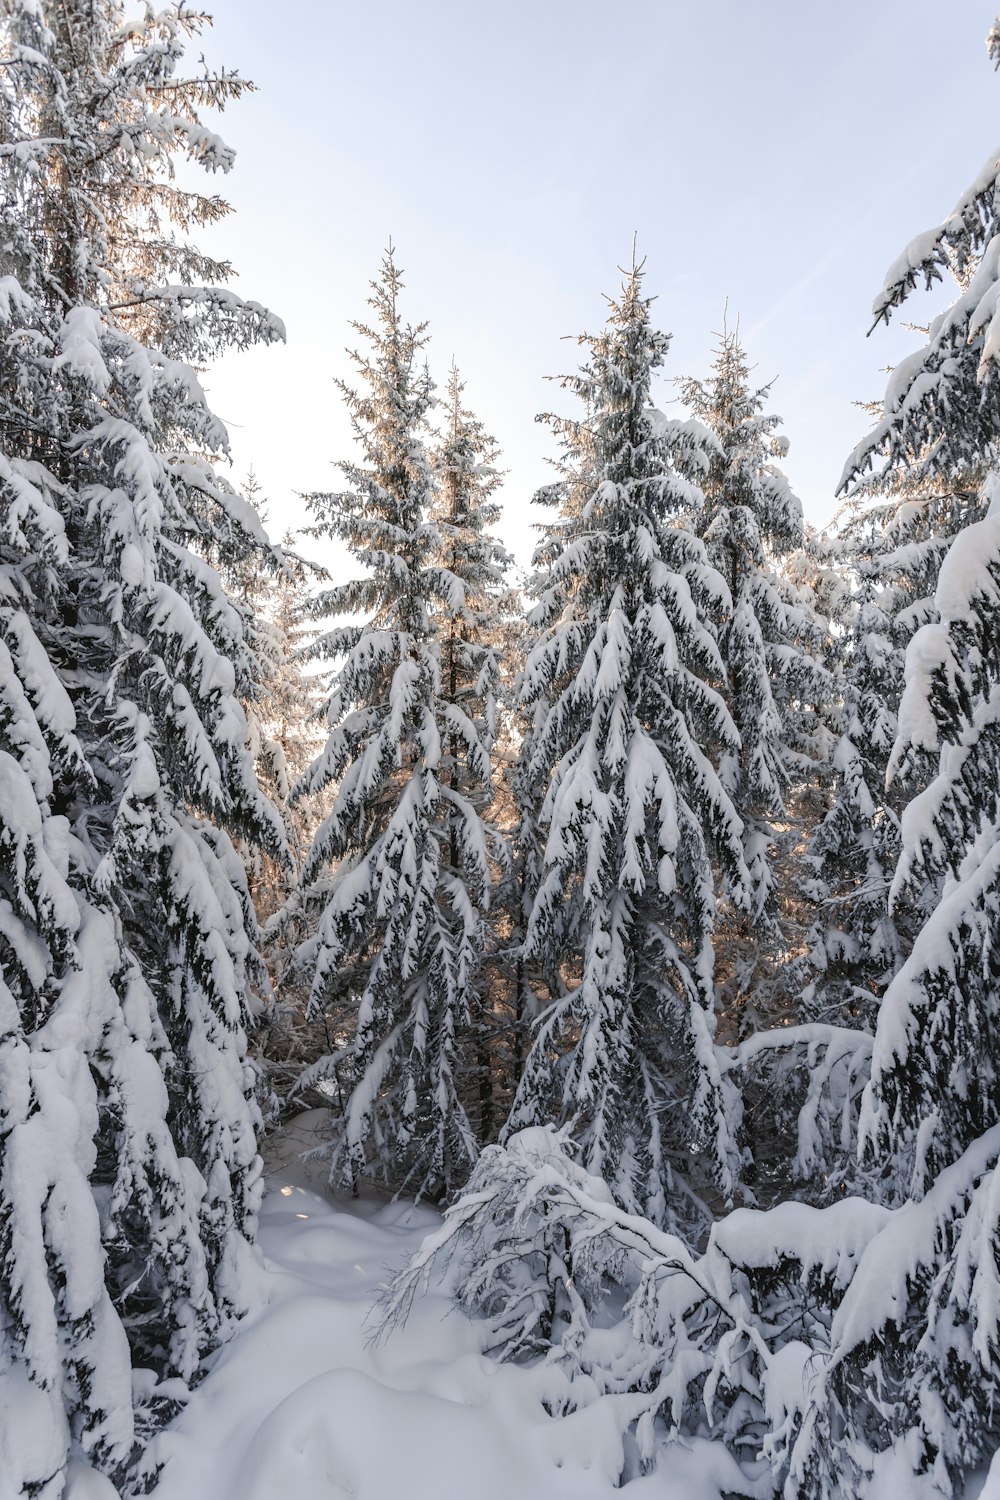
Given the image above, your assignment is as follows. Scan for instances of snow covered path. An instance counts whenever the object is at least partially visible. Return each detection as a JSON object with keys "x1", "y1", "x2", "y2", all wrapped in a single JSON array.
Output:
[
  {"x1": 59, "y1": 1121, "x2": 1000, "y2": 1500},
  {"x1": 140, "y1": 1151, "x2": 745, "y2": 1500}
]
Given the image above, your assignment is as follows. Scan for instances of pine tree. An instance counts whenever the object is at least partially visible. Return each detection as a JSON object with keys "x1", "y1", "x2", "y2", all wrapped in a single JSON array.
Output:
[
  {"x1": 295, "y1": 251, "x2": 502, "y2": 1201},
  {"x1": 429, "y1": 363, "x2": 517, "y2": 1142},
  {"x1": 809, "y1": 462, "x2": 983, "y2": 1026},
  {"x1": 498, "y1": 652, "x2": 551, "y2": 1122},
  {"x1": 822, "y1": 4, "x2": 1000, "y2": 1031},
  {"x1": 227, "y1": 498, "x2": 328, "y2": 1111},
  {"x1": 863, "y1": 493, "x2": 1000, "y2": 1197},
  {"x1": 230, "y1": 486, "x2": 327, "y2": 925},
  {"x1": 504, "y1": 257, "x2": 751, "y2": 1233},
  {"x1": 808, "y1": 531, "x2": 906, "y2": 1022},
  {"x1": 786, "y1": 17, "x2": 1000, "y2": 1492},
  {"x1": 500, "y1": 431, "x2": 595, "y2": 1094},
  {"x1": 835, "y1": 6, "x2": 1000, "y2": 1197},
  {"x1": 681, "y1": 324, "x2": 832, "y2": 1027},
  {"x1": 845, "y1": 19, "x2": 1000, "y2": 491},
  {"x1": 0, "y1": 4, "x2": 284, "y2": 1492}
]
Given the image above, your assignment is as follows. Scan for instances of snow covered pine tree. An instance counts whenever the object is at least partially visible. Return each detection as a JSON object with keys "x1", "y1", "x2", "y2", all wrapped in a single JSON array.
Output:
[
  {"x1": 296, "y1": 251, "x2": 509, "y2": 1201},
  {"x1": 227, "y1": 504, "x2": 328, "y2": 1109},
  {"x1": 811, "y1": 425, "x2": 984, "y2": 1028},
  {"x1": 787, "y1": 15, "x2": 1000, "y2": 1494},
  {"x1": 682, "y1": 323, "x2": 831, "y2": 1017},
  {"x1": 505, "y1": 255, "x2": 751, "y2": 1234},
  {"x1": 428, "y1": 362, "x2": 516, "y2": 1142},
  {"x1": 0, "y1": 4, "x2": 285, "y2": 1494}
]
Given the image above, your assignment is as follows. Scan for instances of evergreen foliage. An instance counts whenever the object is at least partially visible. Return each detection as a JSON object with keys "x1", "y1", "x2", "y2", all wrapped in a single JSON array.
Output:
[
  {"x1": 680, "y1": 328, "x2": 833, "y2": 1064},
  {"x1": 800, "y1": 16, "x2": 1000, "y2": 1490},
  {"x1": 863, "y1": 494, "x2": 1000, "y2": 1196},
  {"x1": 7, "y1": 3, "x2": 1000, "y2": 1495},
  {"x1": 232, "y1": 502, "x2": 327, "y2": 924},
  {"x1": 504, "y1": 257, "x2": 751, "y2": 1232},
  {"x1": 810, "y1": 456, "x2": 985, "y2": 1024},
  {"x1": 429, "y1": 363, "x2": 517, "y2": 1142},
  {"x1": 845, "y1": 18, "x2": 1000, "y2": 491},
  {"x1": 682, "y1": 324, "x2": 829, "y2": 927},
  {"x1": 227, "y1": 501, "x2": 328, "y2": 1111},
  {"x1": 388, "y1": 23, "x2": 1000, "y2": 1499},
  {"x1": 0, "y1": 3, "x2": 285, "y2": 1491},
  {"x1": 296, "y1": 251, "x2": 509, "y2": 1200},
  {"x1": 834, "y1": 13, "x2": 1000, "y2": 1203},
  {"x1": 808, "y1": 527, "x2": 907, "y2": 1021}
]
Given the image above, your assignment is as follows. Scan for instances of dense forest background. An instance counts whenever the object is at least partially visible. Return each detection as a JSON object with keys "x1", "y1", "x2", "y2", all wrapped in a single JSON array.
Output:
[{"x1": 3, "y1": 4, "x2": 1000, "y2": 1498}]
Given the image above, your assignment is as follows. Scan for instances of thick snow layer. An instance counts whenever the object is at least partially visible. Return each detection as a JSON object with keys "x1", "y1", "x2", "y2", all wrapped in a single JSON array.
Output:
[
  {"x1": 87, "y1": 1116, "x2": 746, "y2": 1500},
  {"x1": 55, "y1": 1114, "x2": 1000, "y2": 1499}
]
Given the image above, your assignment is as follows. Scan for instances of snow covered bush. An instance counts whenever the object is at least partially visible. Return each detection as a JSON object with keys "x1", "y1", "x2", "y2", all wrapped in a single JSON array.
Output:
[
  {"x1": 379, "y1": 1126, "x2": 893, "y2": 1492},
  {"x1": 383, "y1": 1124, "x2": 999, "y2": 1495},
  {"x1": 786, "y1": 1127, "x2": 1000, "y2": 1499},
  {"x1": 378, "y1": 1126, "x2": 763, "y2": 1481}
]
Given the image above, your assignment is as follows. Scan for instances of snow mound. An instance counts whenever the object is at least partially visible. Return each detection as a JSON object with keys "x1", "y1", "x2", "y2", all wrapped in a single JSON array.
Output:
[{"x1": 139, "y1": 1166, "x2": 743, "y2": 1500}]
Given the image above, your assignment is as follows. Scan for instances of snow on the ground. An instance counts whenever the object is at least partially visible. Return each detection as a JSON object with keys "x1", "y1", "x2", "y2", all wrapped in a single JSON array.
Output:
[
  {"x1": 56, "y1": 1113, "x2": 1000, "y2": 1500},
  {"x1": 99, "y1": 1113, "x2": 745, "y2": 1500}
]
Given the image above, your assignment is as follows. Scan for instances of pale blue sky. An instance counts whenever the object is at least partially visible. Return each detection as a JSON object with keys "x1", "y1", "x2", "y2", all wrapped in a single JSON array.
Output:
[{"x1": 194, "y1": 0, "x2": 1000, "y2": 567}]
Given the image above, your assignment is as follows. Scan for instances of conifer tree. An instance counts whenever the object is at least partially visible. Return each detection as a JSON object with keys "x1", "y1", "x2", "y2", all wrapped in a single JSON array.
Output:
[
  {"x1": 810, "y1": 530, "x2": 899, "y2": 986},
  {"x1": 226, "y1": 504, "x2": 327, "y2": 1108},
  {"x1": 296, "y1": 252, "x2": 502, "y2": 1200},
  {"x1": 682, "y1": 325, "x2": 828, "y2": 922},
  {"x1": 429, "y1": 363, "x2": 517, "y2": 1140},
  {"x1": 505, "y1": 257, "x2": 751, "y2": 1233},
  {"x1": 251, "y1": 539, "x2": 327, "y2": 872},
  {"x1": 499, "y1": 665, "x2": 551, "y2": 1114},
  {"x1": 0, "y1": 4, "x2": 284, "y2": 1491},
  {"x1": 818, "y1": 54, "x2": 1000, "y2": 1023},
  {"x1": 500, "y1": 429, "x2": 596, "y2": 1084},
  {"x1": 787, "y1": 492, "x2": 1000, "y2": 1500},
  {"x1": 863, "y1": 496, "x2": 1000, "y2": 1196},
  {"x1": 835, "y1": 5, "x2": 1000, "y2": 1193},
  {"x1": 786, "y1": 18, "x2": 1000, "y2": 1492},
  {"x1": 681, "y1": 328, "x2": 832, "y2": 1041},
  {"x1": 231, "y1": 494, "x2": 327, "y2": 924},
  {"x1": 808, "y1": 464, "x2": 983, "y2": 1024}
]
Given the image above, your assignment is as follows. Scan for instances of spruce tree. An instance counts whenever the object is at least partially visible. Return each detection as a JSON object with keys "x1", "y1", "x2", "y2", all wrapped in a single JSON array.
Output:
[
  {"x1": 809, "y1": 463, "x2": 983, "y2": 1025},
  {"x1": 296, "y1": 252, "x2": 503, "y2": 1201},
  {"x1": 682, "y1": 327, "x2": 818, "y2": 908},
  {"x1": 863, "y1": 498, "x2": 1000, "y2": 1196},
  {"x1": 429, "y1": 363, "x2": 517, "y2": 1141},
  {"x1": 787, "y1": 496, "x2": 1000, "y2": 1500},
  {"x1": 231, "y1": 497, "x2": 327, "y2": 925},
  {"x1": 505, "y1": 257, "x2": 750, "y2": 1233},
  {"x1": 229, "y1": 505, "x2": 327, "y2": 1108},
  {"x1": 817, "y1": 21, "x2": 1000, "y2": 1022},
  {"x1": 836, "y1": 4, "x2": 1000, "y2": 1195},
  {"x1": 0, "y1": 4, "x2": 284, "y2": 1492},
  {"x1": 808, "y1": 530, "x2": 905, "y2": 1021},
  {"x1": 787, "y1": 16, "x2": 1000, "y2": 1492},
  {"x1": 681, "y1": 326, "x2": 832, "y2": 1032}
]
